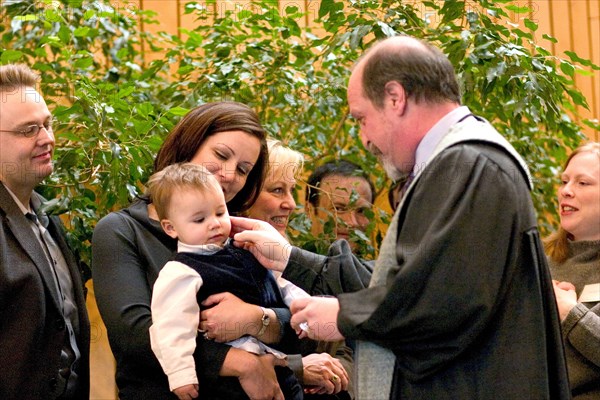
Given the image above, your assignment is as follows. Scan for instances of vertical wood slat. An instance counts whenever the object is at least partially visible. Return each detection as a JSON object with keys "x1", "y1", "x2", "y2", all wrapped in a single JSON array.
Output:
[
  {"x1": 587, "y1": 0, "x2": 600, "y2": 141},
  {"x1": 547, "y1": 0, "x2": 557, "y2": 55},
  {"x1": 586, "y1": 0, "x2": 598, "y2": 137},
  {"x1": 567, "y1": 0, "x2": 595, "y2": 137},
  {"x1": 533, "y1": 1, "x2": 554, "y2": 51}
]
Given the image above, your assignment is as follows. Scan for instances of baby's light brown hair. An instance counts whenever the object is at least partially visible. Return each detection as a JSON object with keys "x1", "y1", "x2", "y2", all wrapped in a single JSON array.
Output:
[{"x1": 146, "y1": 163, "x2": 223, "y2": 220}]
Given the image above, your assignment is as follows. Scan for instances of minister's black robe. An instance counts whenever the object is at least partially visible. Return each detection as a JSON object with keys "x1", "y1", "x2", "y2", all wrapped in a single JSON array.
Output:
[{"x1": 283, "y1": 142, "x2": 571, "y2": 399}]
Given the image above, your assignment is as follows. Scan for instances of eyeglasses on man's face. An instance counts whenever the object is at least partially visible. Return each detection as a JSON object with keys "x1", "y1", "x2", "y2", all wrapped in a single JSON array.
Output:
[{"x1": 0, "y1": 122, "x2": 53, "y2": 138}]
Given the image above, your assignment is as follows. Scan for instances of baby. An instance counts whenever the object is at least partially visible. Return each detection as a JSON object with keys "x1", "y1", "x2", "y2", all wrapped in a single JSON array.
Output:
[{"x1": 148, "y1": 162, "x2": 307, "y2": 400}]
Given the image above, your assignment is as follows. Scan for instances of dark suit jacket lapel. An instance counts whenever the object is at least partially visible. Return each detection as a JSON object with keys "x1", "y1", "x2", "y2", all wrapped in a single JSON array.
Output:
[{"x1": 0, "y1": 183, "x2": 63, "y2": 311}]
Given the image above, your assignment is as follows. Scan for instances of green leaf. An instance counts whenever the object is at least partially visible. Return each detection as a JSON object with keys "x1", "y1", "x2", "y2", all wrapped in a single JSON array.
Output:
[
  {"x1": 440, "y1": 1, "x2": 465, "y2": 24},
  {"x1": 377, "y1": 21, "x2": 396, "y2": 37},
  {"x1": 14, "y1": 14, "x2": 37, "y2": 22},
  {"x1": 117, "y1": 86, "x2": 136, "y2": 98},
  {"x1": 285, "y1": 6, "x2": 299, "y2": 15},
  {"x1": 83, "y1": 9, "x2": 96, "y2": 20},
  {"x1": 168, "y1": 106, "x2": 190, "y2": 116},
  {"x1": 1, "y1": 49, "x2": 23, "y2": 62},
  {"x1": 560, "y1": 61, "x2": 575, "y2": 78},
  {"x1": 512, "y1": 28, "x2": 533, "y2": 40},
  {"x1": 44, "y1": 9, "x2": 62, "y2": 23},
  {"x1": 506, "y1": 4, "x2": 532, "y2": 13},
  {"x1": 57, "y1": 25, "x2": 71, "y2": 43},
  {"x1": 319, "y1": 0, "x2": 336, "y2": 19},
  {"x1": 564, "y1": 50, "x2": 600, "y2": 69},
  {"x1": 74, "y1": 57, "x2": 94, "y2": 69},
  {"x1": 524, "y1": 18, "x2": 538, "y2": 32},
  {"x1": 237, "y1": 10, "x2": 252, "y2": 20},
  {"x1": 532, "y1": 59, "x2": 552, "y2": 73},
  {"x1": 566, "y1": 88, "x2": 589, "y2": 107},
  {"x1": 73, "y1": 27, "x2": 90, "y2": 37}
]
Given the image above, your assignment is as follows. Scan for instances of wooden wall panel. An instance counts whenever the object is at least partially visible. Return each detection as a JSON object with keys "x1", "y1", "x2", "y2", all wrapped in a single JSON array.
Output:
[
  {"x1": 140, "y1": 0, "x2": 179, "y2": 34},
  {"x1": 535, "y1": 0, "x2": 599, "y2": 141},
  {"x1": 587, "y1": 0, "x2": 600, "y2": 141},
  {"x1": 571, "y1": 1, "x2": 594, "y2": 129},
  {"x1": 531, "y1": 1, "x2": 554, "y2": 54},
  {"x1": 87, "y1": 281, "x2": 118, "y2": 399},
  {"x1": 525, "y1": 0, "x2": 600, "y2": 141}
]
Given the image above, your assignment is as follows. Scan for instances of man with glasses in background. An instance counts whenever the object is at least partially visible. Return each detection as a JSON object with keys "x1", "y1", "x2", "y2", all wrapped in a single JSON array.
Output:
[{"x1": 0, "y1": 64, "x2": 89, "y2": 399}]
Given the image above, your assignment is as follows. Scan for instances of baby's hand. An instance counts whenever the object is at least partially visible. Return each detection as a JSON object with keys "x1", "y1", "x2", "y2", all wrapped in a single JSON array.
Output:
[{"x1": 173, "y1": 383, "x2": 199, "y2": 400}]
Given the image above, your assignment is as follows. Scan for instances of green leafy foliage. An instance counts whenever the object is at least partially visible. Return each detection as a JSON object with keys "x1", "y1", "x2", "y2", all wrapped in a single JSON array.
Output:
[{"x1": 1, "y1": 0, "x2": 595, "y2": 267}]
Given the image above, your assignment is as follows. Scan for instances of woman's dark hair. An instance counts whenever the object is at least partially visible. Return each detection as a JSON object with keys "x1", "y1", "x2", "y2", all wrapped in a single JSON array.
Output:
[{"x1": 153, "y1": 101, "x2": 268, "y2": 213}]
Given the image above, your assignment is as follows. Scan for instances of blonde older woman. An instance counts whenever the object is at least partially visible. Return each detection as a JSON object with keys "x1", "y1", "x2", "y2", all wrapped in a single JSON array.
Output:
[
  {"x1": 246, "y1": 139, "x2": 354, "y2": 399},
  {"x1": 546, "y1": 142, "x2": 600, "y2": 399},
  {"x1": 245, "y1": 139, "x2": 304, "y2": 236}
]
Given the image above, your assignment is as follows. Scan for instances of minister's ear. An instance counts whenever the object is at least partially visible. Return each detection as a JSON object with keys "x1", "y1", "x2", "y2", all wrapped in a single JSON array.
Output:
[
  {"x1": 384, "y1": 80, "x2": 407, "y2": 115},
  {"x1": 161, "y1": 219, "x2": 178, "y2": 239}
]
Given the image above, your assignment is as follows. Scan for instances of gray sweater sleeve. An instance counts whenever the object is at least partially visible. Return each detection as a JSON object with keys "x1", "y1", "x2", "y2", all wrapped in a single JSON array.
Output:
[
  {"x1": 283, "y1": 240, "x2": 372, "y2": 296},
  {"x1": 562, "y1": 302, "x2": 600, "y2": 367}
]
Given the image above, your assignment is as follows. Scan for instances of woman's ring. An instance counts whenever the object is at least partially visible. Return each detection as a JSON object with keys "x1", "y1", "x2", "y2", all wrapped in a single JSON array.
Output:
[
  {"x1": 330, "y1": 374, "x2": 339, "y2": 383},
  {"x1": 299, "y1": 322, "x2": 309, "y2": 332},
  {"x1": 203, "y1": 331, "x2": 210, "y2": 340}
]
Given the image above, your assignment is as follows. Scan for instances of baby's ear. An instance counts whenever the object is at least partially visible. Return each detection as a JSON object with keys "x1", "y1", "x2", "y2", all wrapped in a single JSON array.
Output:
[{"x1": 161, "y1": 219, "x2": 178, "y2": 239}]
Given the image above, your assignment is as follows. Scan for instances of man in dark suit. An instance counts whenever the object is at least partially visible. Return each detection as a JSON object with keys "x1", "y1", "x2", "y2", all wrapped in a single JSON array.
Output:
[
  {"x1": 231, "y1": 36, "x2": 571, "y2": 399},
  {"x1": 0, "y1": 64, "x2": 90, "y2": 399}
]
